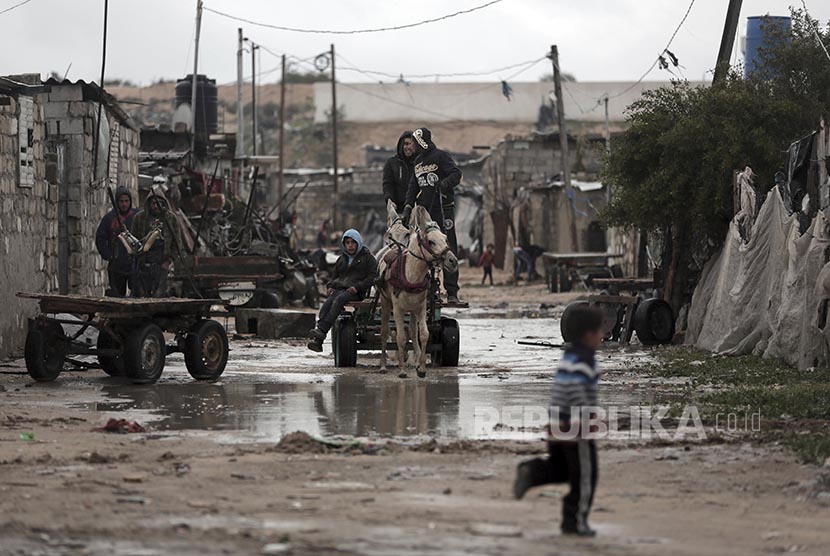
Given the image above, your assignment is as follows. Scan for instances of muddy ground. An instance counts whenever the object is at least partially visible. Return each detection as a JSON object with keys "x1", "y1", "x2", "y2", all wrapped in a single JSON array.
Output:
[{"x1": 2, "y1": 267, "x2": 829, "y2": 555}]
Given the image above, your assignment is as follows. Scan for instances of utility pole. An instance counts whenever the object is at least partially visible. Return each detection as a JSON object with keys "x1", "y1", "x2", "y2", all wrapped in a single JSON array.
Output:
[
  {"x1": 330, "y1": 43, "x2": 339, "y2": 231},
  {"x1": 550, "y1": 44, "x2": 578, "y2": 252},
  {"x1": 189, "y1": 0, "x2": 203, "y2": 163},
  {"x1": 713, "y1": 0, "x2": 743, "y2": 84},
  {"x1": 236, "y1": 28, "x2": 244, "y2": 159},
  {"x1": 278, "y1": 54, "x2": 286, "y2": 215},
  {"x1": 251, "y1": 42, "x2": 259, "y2": 156}
]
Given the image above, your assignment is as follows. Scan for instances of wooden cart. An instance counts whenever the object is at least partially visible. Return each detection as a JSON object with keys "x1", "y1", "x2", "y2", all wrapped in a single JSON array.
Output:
[
  {"x1": 330, "y1": 270, "x2": 467, "y2": 368},
  {"x1": 17, "y1": 293, "x2": 229, "y2": 384}
]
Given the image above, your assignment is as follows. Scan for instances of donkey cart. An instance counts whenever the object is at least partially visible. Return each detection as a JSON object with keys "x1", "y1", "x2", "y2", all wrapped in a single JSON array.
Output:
[
  {"x1": 17, "y1": 293, "x2": 229, "y2": 384},
  {"x1": 330, "y1": 274, "x2": 467, "y2": 368}
]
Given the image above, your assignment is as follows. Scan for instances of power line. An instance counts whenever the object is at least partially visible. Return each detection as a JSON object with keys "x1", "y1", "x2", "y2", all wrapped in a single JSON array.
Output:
[
  {"x1": 0, "y1": 0, "x2": 34, "y2": 16},
  {"x1": 606, "y1": 0, "x2": 697, "y2": 100},
  {"x1": 203, "y1": 0, "x2": 505, "y2": 35},
  {"x1": 801, "y1": 0, "x2": 830, "y2": 64},
  {"x1": 335, "y1": 54, "x2": 547, "y2": 80}
]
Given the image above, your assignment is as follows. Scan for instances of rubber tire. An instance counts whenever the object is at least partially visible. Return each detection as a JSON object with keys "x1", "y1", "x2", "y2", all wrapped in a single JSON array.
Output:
[
  {"x1": 124, "y1": 323, "x2": 166, "y2": 384},
  {"x1": 560, "y1": 301, "x2": 589, "y2": 343},
  {"x1": 333, "y1": 315, "x2": 357, "y2": 368},
  {"x1": 439, "y1": 318, "x2": 460, "y2": 367},
  {"x1": 634, "y1": 298, "x2": 675, "y2": 345},
  {"x1": 184, "y1": 320, "x2": 229, "y2": 381},
  {"x1": 97, "y1": 330, "x2": 126, "y2": 377},
  {"x1": 24, "y1": 320, "x2": 66, "y2": 382}
]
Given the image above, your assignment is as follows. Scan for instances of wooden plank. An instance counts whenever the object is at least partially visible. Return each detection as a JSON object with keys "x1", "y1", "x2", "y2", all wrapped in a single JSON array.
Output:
[{"x1": 17, "y1": 293, "x2": 222, "y2": 316}]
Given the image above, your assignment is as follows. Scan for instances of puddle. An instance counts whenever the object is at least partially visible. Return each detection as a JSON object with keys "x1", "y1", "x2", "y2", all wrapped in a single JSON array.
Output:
[{"x1": 51, "y1": 319, "x2": 662, "y2": 442}]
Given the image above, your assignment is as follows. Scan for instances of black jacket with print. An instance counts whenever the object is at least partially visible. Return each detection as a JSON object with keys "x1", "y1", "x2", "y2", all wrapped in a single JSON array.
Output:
[
  {"x1": 404, "y1": 127, "x2": 462, "y2": 220},
  {"x1": 382, "y1": 131, "x2": 414, "y2": 212}
]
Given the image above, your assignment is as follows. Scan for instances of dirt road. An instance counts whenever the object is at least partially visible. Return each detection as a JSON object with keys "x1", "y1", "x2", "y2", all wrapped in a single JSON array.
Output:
[{"x1": 2, "y1": 274, "x2": 829, "y2": 555}]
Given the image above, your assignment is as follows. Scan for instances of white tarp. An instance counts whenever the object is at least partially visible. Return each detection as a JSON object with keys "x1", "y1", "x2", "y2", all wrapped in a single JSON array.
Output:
[{"x1": 686, "y1": 186, "x2": 830, "y2": 369}]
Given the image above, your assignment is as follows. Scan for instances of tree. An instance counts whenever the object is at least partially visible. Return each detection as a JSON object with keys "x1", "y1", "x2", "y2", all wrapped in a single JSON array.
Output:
[{"x1": 601, "y1": 8, "x2": 829, "y2": 314}]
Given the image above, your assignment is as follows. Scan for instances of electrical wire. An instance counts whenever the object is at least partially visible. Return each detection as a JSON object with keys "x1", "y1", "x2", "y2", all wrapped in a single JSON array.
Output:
[
  {"x1": 0, "y1": 0, "x2": 34, "y2": 16},
  {"x1": 203, "y1": 0, "x2": 505, "y2": 35},
  {"x1": 605, "y1": 0, "x2": 696, "y2": 100},
  {"x1": 335, "y1": 54, "x2": 547, "y2": 80},
  {"x1": 801, "y1": 0, "x2": 830, "y2": 64}
]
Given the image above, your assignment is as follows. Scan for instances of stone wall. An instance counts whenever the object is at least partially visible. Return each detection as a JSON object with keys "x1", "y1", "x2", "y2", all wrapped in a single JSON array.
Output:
[
  {"x1": 0, "y1": 83, "x2": 139, "y2": 360},
  {"x1": 0, "y1": 92, "x2": 54, "y2": 357}
]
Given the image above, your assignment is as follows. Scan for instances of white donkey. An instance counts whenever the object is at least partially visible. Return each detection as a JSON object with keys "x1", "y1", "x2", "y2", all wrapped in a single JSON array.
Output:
[{"x1": 377, "y1": 205, "x2": 458, "y2": 378}]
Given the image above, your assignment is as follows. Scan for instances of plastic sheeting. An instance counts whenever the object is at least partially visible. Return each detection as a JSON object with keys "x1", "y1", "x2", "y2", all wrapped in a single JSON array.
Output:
[{"x1": 686, "y1": 186, "x2": 830, "y2": 369}]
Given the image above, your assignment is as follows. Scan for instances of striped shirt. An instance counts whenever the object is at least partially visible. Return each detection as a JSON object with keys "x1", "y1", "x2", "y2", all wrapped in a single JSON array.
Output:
[{"x1": 550, "y1": 344, "x2": 601, "y2": 420}]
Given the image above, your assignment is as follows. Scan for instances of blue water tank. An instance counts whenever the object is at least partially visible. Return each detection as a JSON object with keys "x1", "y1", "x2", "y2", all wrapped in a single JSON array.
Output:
[{"x1": 744, "y1": 15, "x2": 791, "y2": 77}]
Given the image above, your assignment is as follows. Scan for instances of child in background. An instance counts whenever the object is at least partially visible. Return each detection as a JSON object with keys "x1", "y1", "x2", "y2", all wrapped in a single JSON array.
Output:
[
  {"x1": 479, "y1": 243, "x2": 495, "y2": 286},
  {"x1": 513, "y1": 305, "x2": 605, "y2": 537}
]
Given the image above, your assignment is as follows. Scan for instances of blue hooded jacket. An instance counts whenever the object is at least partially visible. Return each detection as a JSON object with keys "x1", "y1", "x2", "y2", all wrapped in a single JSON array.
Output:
[
  {"x1": 328, "y1": 229, "x2": 378, "y2": 298},
  {"x1": 341, "y1": 229, "x2": 364, "y2": 265}
]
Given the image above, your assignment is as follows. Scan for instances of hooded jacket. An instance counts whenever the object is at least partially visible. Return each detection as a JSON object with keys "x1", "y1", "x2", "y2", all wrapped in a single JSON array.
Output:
[
  {"x1": 131, "y1": 193, "x2": 183, "y2": 266},
  {"x1": 404, "y1": 127, "x2": 462, "y2": 220},
  {"x1": 381, "y1": 131, "x2": 414, "y2": 211},
  {"x1": 95, "y1": 185, "x2": 138, "y2": 273},
  {"x1": 327, "y1": 229, "x2": 378, "y2": 298}
]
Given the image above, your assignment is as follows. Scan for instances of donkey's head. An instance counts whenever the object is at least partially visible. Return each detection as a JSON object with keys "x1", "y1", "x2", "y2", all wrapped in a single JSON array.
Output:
[
  {"x1": 409, "y1": 205, "x2": 459, "y2": 273},
  {"x1": 385, "y1": 200, "x2": 409, "y2": 248}
]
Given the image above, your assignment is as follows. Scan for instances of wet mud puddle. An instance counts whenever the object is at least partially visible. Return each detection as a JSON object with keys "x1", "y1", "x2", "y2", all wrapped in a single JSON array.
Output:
[{"x1": 63, "y1": 318, "x2": 659, "y2": 442}]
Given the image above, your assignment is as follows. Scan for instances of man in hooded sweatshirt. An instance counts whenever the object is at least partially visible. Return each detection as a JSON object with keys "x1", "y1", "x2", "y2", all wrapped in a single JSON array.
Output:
[
  {"x1": 404, "y1": 127, "x2": 463, "y2": 302},
  {"x1": 131, "y1": 192, "x2": 184, "y2": 297},
  {"x1": 308, "y1": 229, "x2": 378, "y2": 352},
  {"x1": 382, "y1": 130, "x2": 415, "y2": 212},
  {"x1": 95, "y1": 185, "x2": 139, "y2": 296}
]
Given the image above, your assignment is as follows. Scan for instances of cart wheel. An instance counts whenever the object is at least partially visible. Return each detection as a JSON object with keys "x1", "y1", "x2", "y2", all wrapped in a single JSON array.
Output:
[
  {"x1": 560, "y1": 301, "x2": 589, "y2": 343},
  {"x1": 24, "y1": 319, "x2": 66, "y2": 382},
  {"x1": 634, "y1": 298, "x2": 675, "y2": 345},
  {"x1": 184, "y1": 320, "x2": 229, "y2": 381},
  {"x1": 97, "y1": 330, "x2": 126, "y2": 377},
  {"x1": 333, "y1": 315, "x2": 357, "y2": 367},
  {"x1": 439, "y1": 318, "x2": 460, "y2": 367},
  {"x1": 124, "y1": 323, "x2": 166, "y2": 384}
]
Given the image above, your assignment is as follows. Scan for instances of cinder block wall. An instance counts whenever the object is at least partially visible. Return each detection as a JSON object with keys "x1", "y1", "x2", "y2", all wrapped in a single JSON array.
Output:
[
  {"x1": 0, "y1": 94, "x2": 55, "y2": 357},
  {"x1": 0, "y1": 84, "x2": 139, "y2": 360}
]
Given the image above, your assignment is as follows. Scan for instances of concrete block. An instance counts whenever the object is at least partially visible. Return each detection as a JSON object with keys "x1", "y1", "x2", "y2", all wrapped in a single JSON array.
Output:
[
  {"x1": 55, "y1": 118, "x2": 84, "y2": 135},
  {"x1": 48, "y1": 85, "x2": 83, "y2": 102},
  {"x1": 43, "y1": 101, "x2": 69, "y2": 119},
  {"x1": 234, "y1": 308, "x2": 315, "y2": 339}
]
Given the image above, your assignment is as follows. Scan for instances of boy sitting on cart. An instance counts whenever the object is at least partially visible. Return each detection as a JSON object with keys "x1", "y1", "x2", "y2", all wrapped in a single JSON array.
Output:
[{"x1": 308, "y1": 229, "x2": 378, "y2": 352}]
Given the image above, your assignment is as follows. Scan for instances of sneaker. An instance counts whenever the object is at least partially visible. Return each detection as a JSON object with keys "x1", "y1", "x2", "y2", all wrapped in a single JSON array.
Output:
[
  {"x1": 561, "y1": 524, "x2": 597, "y2": 537},
  {"x1": 309, "y1": 328, "x2": 326, "y2": 341},
  {"x1": 447, "y1": 293, "x2": 460, "y2": 304},
  {"x1": 513, "y1": 462, "x2": 532, "y2": 500},
  {"x1": 307, "y1": 340, "x2": 323, "y2": 352}
]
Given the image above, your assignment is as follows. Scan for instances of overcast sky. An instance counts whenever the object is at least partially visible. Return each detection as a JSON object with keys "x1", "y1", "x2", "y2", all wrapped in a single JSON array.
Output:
[{"x1": 2, "y1": 0, "x2": 828, "y2": 86}]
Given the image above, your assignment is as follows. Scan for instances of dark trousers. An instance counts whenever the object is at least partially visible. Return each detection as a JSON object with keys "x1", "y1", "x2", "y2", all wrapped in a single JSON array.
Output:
[
  {"x1": 317, "y1": 289, "x2": 360, "y2": 335},
  {"x1": 107, "y1": 268, "x2": 132, "y2": 297},
  {"x1": 443, "y1": 218, "x2": 459, "y2": 297},
  {"x1": 518, "y1": 440, "x2": 598, "y2": 531},
  {"x1": 135, "y1": 263, "x2": 167, "y2": 298},
  {"x1": 481, "y1": 266, "x2": 493, "y2": 285}
]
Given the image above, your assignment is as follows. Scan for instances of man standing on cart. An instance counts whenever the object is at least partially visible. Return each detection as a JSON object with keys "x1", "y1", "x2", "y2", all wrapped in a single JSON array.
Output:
[
  {"x1": 403, "y1": 127, "x2": 463, "y2": 303},
  {"x1": 382, "y1": 130, "x2": 415, "y2": 212}
]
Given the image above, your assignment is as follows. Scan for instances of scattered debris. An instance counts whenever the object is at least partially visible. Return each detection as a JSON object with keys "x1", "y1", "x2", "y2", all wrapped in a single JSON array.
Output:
[
  {"x1": 93, "y1": 419, "x2": 147, "y2": 434},
  {"x1": 18, "y1": 432, "x2": 35, "y2": 441}
]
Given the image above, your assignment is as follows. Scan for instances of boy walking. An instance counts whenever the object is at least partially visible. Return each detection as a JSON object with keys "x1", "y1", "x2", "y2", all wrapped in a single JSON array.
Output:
[
  {"x1": 513, "y1": 305, "x2": 604, "y2": 536},
  {"x1": 308, "y1": 229, "x2": 378, "y2": 352},
  {"x1": 479, "y1": 243, "x2": 495, "y2": 286}
]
